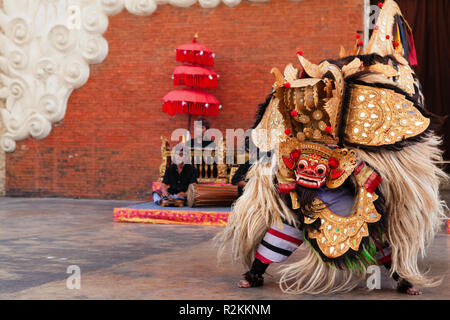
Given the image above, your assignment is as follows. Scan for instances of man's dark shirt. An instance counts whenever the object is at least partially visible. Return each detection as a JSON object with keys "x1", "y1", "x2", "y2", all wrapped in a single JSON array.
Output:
[
  {"x1": 231, "y1": 161, "x2": 251, "y2": 197},
  {"x1": 185, "y1": 138, "x2": 217, "y2": 170},
  {"x1": 162, "y1": 164, "x2": 198, "y2": 194}
]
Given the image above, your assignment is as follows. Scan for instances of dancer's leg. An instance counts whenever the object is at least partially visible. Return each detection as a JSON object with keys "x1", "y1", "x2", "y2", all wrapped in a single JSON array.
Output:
[
  {"x1": 239, "y1": 220, "x2": 304, "y2": 288},
  {"x1": 378, "y1": 245, "x2": 422, "y2": 295}
]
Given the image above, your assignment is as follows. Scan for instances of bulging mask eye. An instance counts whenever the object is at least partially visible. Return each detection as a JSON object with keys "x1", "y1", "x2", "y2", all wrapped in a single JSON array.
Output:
[
  {"x1": 315, "y1": 164, "x2": 327, "y2": 176},
  {"x1": 298, "y1": 159, "x2": 308, "y2": 171}
]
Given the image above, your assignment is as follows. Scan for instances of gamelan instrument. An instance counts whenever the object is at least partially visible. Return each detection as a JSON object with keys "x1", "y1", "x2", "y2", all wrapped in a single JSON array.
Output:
[{"x1": 187, "y1": 183, "x2": 238, "y2": 207}]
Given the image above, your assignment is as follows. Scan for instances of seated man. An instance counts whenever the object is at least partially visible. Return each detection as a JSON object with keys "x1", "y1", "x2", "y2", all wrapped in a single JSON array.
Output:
[{"x1": 153, "y1": 153, "x2": 198, "y2": 207}]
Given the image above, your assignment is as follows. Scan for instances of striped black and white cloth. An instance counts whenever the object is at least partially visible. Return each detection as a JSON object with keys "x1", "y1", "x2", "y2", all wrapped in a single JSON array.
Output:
[
  {"x1": 255, "y1": 219, "x2": 393, "y2": 266},
  {"x1": 256, "y1": 220, "x2": 304, "y2": 264}
]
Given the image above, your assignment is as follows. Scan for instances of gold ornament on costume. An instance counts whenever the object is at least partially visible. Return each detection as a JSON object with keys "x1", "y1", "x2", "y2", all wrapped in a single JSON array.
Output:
[
  {"x1": 251, "y1": 0, "x2": 428, "y2": 153},
  {"x1": 325, "y1": 148, "x2": 358, "y2": 189},
  {"x1": 344, "y1": 84, "x2": 429, "y2": 146},
  {"x1": 367, "y1": 63, "x2": 399, "y2": 78},
  {"x1": 277, "y1": 137, "x2": 383, "y2": 258},
  {"x1": 342, "y1": 57, "x2": 362, "y2": 78},
  {"x1": 364, "y1": 0, "x2": 416, "y2": 96},
  {"x1": 251, "y1": 95, "x2": 287, "y2": 152},
  {"x1": 305, "y1": 187, "x2": 381, "y2": 259},
  {"x1": 393, "y1": 53, "x2": 416, "y2": 96},
  {"x1": 305, "y1": 163, "x2": 383, "y2": 259},
  {"x1": 267, "y1": 56, "x2": 345, "y2": 146},
  {"x1": 336, "y1": 0, "x2": 417, "y2": 97},
  {"x1": 366, "y1": 0, "x2": 408, "y2": 58}
]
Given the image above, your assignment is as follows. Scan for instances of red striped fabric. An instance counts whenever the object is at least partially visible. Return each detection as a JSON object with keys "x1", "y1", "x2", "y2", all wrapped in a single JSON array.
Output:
[
  {"x1": 256, "y1": 252, "x2": 273, "y2": 264},
  {"x1": 364, "y1": 172, "x2": 382, "y2": 193},
  {"x1": 267, "y1": 228, "x2": 303, "y2": 246}
]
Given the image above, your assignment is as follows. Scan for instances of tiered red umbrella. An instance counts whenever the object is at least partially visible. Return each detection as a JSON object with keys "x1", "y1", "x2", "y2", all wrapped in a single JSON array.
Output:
[
  {"x1": 162, "y1": 34, "x2": 221, "y2": 121},
  {"x1": 175, "y1": 42, "x2": 215, "y2": 67},
  {"x1": 162, "y1": 89, "x2": 220, "y2": 116},
  {"x1": 173, "y1": 65, "x2": 218, "y2": 88}
]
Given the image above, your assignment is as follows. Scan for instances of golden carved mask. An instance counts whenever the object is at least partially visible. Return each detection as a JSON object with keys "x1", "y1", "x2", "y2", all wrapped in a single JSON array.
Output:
[{"x1": 278, "y1": 138, "x2": 358, "y2": 189}]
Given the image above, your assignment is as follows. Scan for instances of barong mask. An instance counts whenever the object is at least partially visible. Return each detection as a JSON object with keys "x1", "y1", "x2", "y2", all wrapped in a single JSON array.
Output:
[
  {"x1": 279, "y1": 138, "x2": 357, "y2": 190},
  {"x1": 285, "y1": 150, "x2": 331, "y2": 188}
]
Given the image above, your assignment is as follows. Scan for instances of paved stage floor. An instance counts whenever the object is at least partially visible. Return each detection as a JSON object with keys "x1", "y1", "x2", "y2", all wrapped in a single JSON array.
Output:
[{"x1": 0, "y1": 196, "x2": 448, "y2": 300}]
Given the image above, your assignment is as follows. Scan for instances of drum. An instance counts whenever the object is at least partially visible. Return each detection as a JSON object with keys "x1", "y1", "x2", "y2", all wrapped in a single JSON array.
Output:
[{"x1": 187, "y1": 183, "x2": 238, "y2": 207}]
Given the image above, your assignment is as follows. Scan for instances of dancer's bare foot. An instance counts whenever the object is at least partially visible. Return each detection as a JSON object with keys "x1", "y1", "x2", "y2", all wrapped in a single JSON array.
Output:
[
  {"x1": 405, "y1": 287, "x2": 422, "y2": 295},
  {"x1": 158, "y1": 199, "x2": 170, "y2": 207},
  {"x1": 238, "y1": 272, "x2": 264, "y2": 288},
  {"x1": 238, "y1": 279, "x2": 251, "y2": 288},
  {"x1": 397, "y1": 279, "x2": 422, "y2": 295}
]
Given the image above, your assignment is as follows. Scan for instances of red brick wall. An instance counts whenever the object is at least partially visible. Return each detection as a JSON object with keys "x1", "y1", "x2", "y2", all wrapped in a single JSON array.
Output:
[{"x1": 5, "y1": 0, "x2": 364, "y2": 200}]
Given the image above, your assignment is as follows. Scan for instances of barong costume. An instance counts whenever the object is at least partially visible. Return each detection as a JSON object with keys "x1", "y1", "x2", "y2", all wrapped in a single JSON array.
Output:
[{"x1": 216, "y1": 0, "x2": 448, "y2": 294}]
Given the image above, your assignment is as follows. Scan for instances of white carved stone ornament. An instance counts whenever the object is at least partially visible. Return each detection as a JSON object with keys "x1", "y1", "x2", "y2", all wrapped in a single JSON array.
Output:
[{"x1": 0, "y1": 0, "x2": 270, "y2": 152}]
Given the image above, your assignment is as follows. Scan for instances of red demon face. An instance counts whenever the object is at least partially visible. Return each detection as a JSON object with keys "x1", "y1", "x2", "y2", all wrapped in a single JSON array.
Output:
[
  {"x1": 294, "y1": 153, "x2": 329, "y2": 188},
  {"x1": 282, "y1": 148, "x2": 339, "y2": 189}
]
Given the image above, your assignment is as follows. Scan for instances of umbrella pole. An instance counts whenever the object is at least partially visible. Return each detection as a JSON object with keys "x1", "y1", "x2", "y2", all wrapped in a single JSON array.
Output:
[{"x1": 187, "y1": 113, "x2": 192, "y2": 141}]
